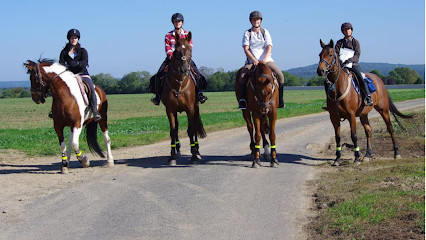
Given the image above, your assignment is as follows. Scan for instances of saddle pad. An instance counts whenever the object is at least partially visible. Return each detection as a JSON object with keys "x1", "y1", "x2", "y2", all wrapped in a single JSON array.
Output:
[{"x1": 351, "y1": 77, "x2": 377, "y2": 95}]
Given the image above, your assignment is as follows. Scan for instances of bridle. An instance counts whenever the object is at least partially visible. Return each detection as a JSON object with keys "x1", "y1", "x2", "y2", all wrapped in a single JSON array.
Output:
[
  {"x1": 319, "y1": 49, "x2": 341, "y2": 87},
  {"x1": 249, "y1": 67, "x2": 277, "y2": 112},
  {"x1": 30, "y1": 62, "x2": 66, "y2": 98},
  {"x1": 167, "y1": 52, "x2": 192, "y2": 98}
]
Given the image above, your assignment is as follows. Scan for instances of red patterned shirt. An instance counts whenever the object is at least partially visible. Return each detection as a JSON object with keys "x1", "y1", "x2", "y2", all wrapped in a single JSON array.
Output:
[{"x1": 165, "y1": 28, "x2": 193, "y2": 59}]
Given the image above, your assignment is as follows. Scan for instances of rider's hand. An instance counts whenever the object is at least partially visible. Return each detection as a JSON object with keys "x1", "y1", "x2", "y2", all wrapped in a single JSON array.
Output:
[
  {"x1": 259, "y1": 60, "x2": 266, "y2": 64},
  {"x1": 253, "y1": 59, "x2": 259, "y2": 66},
  {"x1": 69, "y1": 60, "x2": 79, "y2": 68}
]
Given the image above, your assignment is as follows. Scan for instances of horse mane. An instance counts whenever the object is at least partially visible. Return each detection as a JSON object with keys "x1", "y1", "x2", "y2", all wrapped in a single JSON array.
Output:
[{"x1": 37, "y1": 58, "x2": 55, "y2": 64}]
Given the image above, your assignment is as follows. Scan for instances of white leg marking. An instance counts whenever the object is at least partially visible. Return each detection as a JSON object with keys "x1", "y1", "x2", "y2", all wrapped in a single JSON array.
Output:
[{"x1": 103, "y1": 130, "x2": 114, "y2": 166}]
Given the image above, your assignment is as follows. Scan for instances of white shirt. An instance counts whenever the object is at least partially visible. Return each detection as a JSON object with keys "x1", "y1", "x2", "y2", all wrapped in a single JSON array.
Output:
[{"x1": 242, "y1": 28, "x2": 274, "y2": 64}]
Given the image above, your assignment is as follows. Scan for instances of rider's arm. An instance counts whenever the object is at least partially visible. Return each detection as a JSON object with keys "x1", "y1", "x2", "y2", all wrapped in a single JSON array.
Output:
[
  {"x1": 260, "y1": 45, "x2": 272, "y2": 63},
  {"x1": 165, "y1": 33, "x2": 174, "y2": 59},
  {"x1": 244, "y1": 45, "x2": 258, "y2": 64},
  {"x1": 348, "y1": 39, "x2": 361, "y2": 64}
]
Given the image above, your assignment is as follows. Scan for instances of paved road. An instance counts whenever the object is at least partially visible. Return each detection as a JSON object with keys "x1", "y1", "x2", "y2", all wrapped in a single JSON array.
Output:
[{"x1": 1, "y1": 99, "x2": 423, "y2": 240}]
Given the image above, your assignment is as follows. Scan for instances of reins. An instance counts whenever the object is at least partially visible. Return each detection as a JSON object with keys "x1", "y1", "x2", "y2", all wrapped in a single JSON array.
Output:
[
  {"x1": 320, "y1": 52, "x2": 350, "y2": 102},
  {"x1": 247, "y1": 66, "x2": 277, "y2": 111}
]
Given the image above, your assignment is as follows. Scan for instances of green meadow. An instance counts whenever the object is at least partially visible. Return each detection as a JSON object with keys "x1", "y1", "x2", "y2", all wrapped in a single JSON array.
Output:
[{"x1": 0, "y1": 89, "x2": 423, "y2": 156}]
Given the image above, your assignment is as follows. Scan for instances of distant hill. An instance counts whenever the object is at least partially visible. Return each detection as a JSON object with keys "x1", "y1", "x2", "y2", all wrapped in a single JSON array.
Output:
[
  {"x1": 285, "y1": 62, "x2": 425, "y2": 79},
  {"x1": 0, "y1": 81, "x2": 30, "y2": 89}
]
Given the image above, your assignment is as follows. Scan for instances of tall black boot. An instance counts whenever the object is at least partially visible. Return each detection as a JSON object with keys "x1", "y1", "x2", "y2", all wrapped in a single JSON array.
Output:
[
  {"x1": 238, "y1": 82, "x2": 247, "y2": 109},
  {"x1": 151, "y1": 74, "x2": 161, "y2": 105},
  {"x1": 278, "y1": 83, "x2": 285, "y2": 108},
  {"x1": 360, "y1": 77, "x2": 373, "y2": 106},
  {"x1": 196, "y1": 76, "x2": 208, "y2": 103},
  {"x1": 91, "y1": 102, "x2": 102, "y2": 122}
]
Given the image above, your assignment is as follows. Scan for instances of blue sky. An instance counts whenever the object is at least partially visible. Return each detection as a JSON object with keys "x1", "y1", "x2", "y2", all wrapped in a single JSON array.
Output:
[{"x1": 1, "y1": 0, "x2": 424, "y2": 81}]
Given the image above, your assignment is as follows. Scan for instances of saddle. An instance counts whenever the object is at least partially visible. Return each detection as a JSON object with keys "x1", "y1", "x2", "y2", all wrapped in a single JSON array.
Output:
[{"x1": 342, "y1": 68, "x2": 376, "y2": 95}]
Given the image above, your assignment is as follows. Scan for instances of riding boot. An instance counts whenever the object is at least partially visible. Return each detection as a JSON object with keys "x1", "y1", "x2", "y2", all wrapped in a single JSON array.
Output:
[
  {"x1": 48, "y1": 111, "x2": 53, "y2": 118},
  {"x1": 238, "y1": 82, "x2": 247, "y2": 110},
  {"x1": 195, "y1": 76, "x2": 208, "y2": 104},
  {"x1": 278, "y1": 83, "x2": 285, "y2": 108},
  {"x1": 90, "y1": 96, "x2": 102, "y2": 122},
  {"x1": 151, "y1": 74, "x2": 161, "y2": 105},
  {"x1": 360, "y1": 76, "x2": 373, "y2": 106}
]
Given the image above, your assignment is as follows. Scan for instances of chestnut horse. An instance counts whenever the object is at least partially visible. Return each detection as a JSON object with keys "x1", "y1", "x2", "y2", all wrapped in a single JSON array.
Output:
[
  {"x1": 24, "y1": 60, "x2": 113, "y2": 173},
  {"x1": 317, "y1": 39, "x2": 411, "y2": 166},
  {"x1": 161, "y1": 31, "x2": 206, "y2": 166},
  {"x1": 235, "y1": 63, "x2": 279, "y2": 168}
]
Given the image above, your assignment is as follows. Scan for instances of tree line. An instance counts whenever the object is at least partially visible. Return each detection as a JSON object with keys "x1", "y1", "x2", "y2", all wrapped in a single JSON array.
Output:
[{"x1": 1, "y1": 66, "x2": 423, "y2": 98}]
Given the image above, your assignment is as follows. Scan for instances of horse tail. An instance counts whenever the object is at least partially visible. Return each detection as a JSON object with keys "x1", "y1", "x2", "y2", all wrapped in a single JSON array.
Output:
[
  {"x1": 388, "y1": 96, "x2": 413, "y2": 131},
  {"x1": 85, "y1": 121, "x2": 105, "y2": 158},
  {"x1": 194, "y1": 105, "x2": 206, "y2": 138}
]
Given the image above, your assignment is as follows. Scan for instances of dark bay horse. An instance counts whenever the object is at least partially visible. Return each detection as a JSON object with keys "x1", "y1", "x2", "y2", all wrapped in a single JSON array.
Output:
[
  {"x1": 317, "y1": 39, "x2": 411, "y2": 166},
  {"x1": 235, "y1": 63, "x2": 279, "y2": 168},
  {"x1": 161, "y1": 31, "x2": 206, "y2": 166},
  {"x1": 24, "y1": 60, "x2": 114, "y2": 173}
]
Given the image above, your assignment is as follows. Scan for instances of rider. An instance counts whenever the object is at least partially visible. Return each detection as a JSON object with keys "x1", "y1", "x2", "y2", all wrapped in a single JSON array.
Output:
[
  {"x1": 335, "y1": 22, "x2": 373, "y2": 106},
  {"x1": 49, "y1": 29, "x2": 102, "y2": 121},
  {"x1": 238, "y1": 11, "x2": 285, "y2": 110},
  {"x1": 151, "y1": 13, "x2": 208, "y2": 105}
]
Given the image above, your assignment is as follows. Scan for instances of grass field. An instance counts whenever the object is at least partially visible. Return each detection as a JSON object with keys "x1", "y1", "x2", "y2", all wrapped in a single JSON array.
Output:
[
  {"x1": 0, "y1": 89, "x2": 423, "y2": 156},
  {"x1": 309, "y1": 110, "x2": 425, "y2": 239}
]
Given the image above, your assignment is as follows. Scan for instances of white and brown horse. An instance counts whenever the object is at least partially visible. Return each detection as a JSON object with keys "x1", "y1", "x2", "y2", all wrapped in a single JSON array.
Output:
[{"x1": 24, "y1": 59, "x2": 113, "y2": 173}]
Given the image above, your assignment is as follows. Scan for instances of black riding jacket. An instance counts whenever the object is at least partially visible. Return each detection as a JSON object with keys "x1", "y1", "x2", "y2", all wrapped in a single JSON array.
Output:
[{"x1": 59, "y1": 44, "x2": 89, "y2": 75}]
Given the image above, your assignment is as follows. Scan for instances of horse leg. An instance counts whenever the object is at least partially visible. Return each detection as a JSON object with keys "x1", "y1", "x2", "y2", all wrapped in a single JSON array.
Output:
[
  {"x1": 54, "y1": 124, "x2": 69, "y2": 174},
  {"x1": 330, "y1": 112, "x2": 342, "y2": 166},
  {"x1": 174, "y1": 113, "x2": 181, "y2": 157},
  {"x1": 378, "y1": 109, "x2": 401, "y2": 159},
  {"x1": 167, "y1": 111, "x2": 178, "y2": 166},
  {"x1": 70, "y1": 127, "x2": 90, "y2": 168},
  {"x1": 187, "y1": 110, "x2": 201, "y2": 164},
  {"x1": 261, "y1": 120, "x2": 270, "y2": 162},
  {"x1": 252, "y1": 115, "x2": 262, "y2": 168},
  {"x1": 243, "y1": 110, "x2": 255, "y2": 160},
  {"x1": 348, "y1": 115, "x2": 361, "y2": 164},
  {"x1": 360, "y1": 115, "x2": 373, "y2": 162},
  {"x1": 269, "y1": 112, "x2": 279, "y2": 168},
  {"x1": 98, "y1": 119, "x2": 114, "y2": 167}
]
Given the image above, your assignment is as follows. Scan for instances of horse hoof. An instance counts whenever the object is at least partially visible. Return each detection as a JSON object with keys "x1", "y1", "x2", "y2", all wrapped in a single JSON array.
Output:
[
  {"x1": 270, "y1": 159, "x2": 279, "y2": 168},
  {"x1": 168, "y1": 160, "x2": 177, "y2": 166},
  {"x1": 252, "y1": 162, "x2": 260, "y2": 168},
  {"x1": 104, "y1": 161, "x2": 114, "y2": 167},
  {"x1": 363, "y1": 157, "x2": 370, "y2": 162},
  {"x1": 191, "y1": 155, "x2": 201, "y2": 164},
  {"x1": 332, "y1": 160, "x2": 340, "y2": 166},
  {"x1": 61, "y1": 167, "x2": 69, "y2": 174},
  {"x1": 354, "y1": 160, "x2": 361, "y2": 165},
  {"x1": 394, "y1": 154, "x2": 401, "y2": 160},
  {"x1": 176, "y1": 152, "x2": 182, "y2": 158}
]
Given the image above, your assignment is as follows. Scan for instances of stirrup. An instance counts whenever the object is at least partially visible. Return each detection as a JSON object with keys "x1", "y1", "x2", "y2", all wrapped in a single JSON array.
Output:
[
  {"x1": 238, "y1": 99, "x2": 247, "y2": 110},
  {"x1": 48, "y1": 111, "x2": 53, "y2": 118},
  {"x1": 151, "y1": 95, "x2": 160, "y2": 105},
  {"x1": 364, "y1": 96, "x2": 373, "y2": 106},
  {"x1": 93, "y1": 112, "x2": 102, "y2": 122},
  {"x1": 198, "y1": 92, "x2": 208, "y2": 104}
]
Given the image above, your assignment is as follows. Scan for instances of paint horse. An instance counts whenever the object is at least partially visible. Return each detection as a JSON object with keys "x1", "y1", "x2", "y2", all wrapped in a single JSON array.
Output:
[
  {"x1": 317, "y1": 39, "x2": 412, "y2": 166},
  {"x1": 24, "y1": 60, "x2": 113, "y2": 173},
  {"x1": 235, "y1": 63, "x2": 280, "y2": 168},
  {"x1": 160, "y1": 31, "x2": 206, "y2": 166}
]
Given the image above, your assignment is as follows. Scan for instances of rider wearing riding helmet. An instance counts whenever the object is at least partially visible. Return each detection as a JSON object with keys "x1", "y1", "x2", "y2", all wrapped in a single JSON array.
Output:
[
  {"x1": 151, "y1": 13, "x2": 208, "y2": 105},
  {"x1": 335, "y1": 22, "x2": 373, "y2": 106},
  {"x1": 57, "y1": 29, "x2": 102, "y2": 121},
  {"x1": 238, "y1": 10, "x2": 285, "y2": 110}
]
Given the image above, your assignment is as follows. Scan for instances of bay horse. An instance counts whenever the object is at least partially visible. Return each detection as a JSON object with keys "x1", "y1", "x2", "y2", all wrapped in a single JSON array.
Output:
[
  {"x1": 317, "y1": 39, "x2": 411, "y2": 166},
  {"x1": 161, "y1": 31, "x2": 206, "y2": 166},
  {"x1": 24, "y1": 59, "x2": 114, "y2": 173},
  {"x1": 235, "y1": 63, "x2": 279, "y2": 168}
]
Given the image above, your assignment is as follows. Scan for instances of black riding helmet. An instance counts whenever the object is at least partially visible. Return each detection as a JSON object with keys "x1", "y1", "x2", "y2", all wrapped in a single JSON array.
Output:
[
  {"x1": 249, "y1": 11, "x2": 263, "y2": 21},
  {"x1": 341, "y1": 22, "x2": 353, "y2": 32},
  {"x1": 171, "y1": 13, "x2": 184, "y2": 23},
  {"x1": 67, "y1": 29, "x2": 80, "y2": 40}
]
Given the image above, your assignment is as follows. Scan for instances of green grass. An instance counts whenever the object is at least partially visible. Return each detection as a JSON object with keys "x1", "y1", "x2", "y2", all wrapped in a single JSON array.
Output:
[
  {"x1": 0, "y1": 89, "x2": 423, "y2": 156},
  {"x1": 310, "y1": 110, "x2": 425, "y2": 239}
]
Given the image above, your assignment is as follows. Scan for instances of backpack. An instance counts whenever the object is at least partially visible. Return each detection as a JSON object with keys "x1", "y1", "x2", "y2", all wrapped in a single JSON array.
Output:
[{"x1": 248, "y1": 27, "x2": 266, "y2": 41}]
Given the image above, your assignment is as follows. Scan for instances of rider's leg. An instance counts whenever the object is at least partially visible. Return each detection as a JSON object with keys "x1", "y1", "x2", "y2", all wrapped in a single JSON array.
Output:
[
  {"x1": 151, "y1": 58, "x2": 169, "y2": 105},
  {"x1": 83, "y1": 76, "x2": 102, "y2": 122},
  {"x1": 352, "y1": 65, "x2": 373, "y2": 106},
  {"x1": 190, "y1": 60, "x2": 208, "y2": 103},
  {"x1": 238, "y1": 64, "x2": 251, "y2": 109},
  {"x1": 266, "y1": 61, "x2": 285, "y2": 108}
]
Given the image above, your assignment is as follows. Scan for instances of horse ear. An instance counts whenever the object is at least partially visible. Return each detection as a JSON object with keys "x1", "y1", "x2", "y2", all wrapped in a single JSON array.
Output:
[
  {"x1": 329, "y1": 39, "x2": 334, "y2": 48},
  {"x1": 174, "y1": 30, "x2": 180, "y2": 41},
  {"x1": 24, "y1": 60, "x2": 35, "y2": 70},
  {"x1": 187, "y1": 31, "x2": 192, "y2": 42},
  {"x1": 320, "y1": 39, "x2": 326, "y2": 48}
]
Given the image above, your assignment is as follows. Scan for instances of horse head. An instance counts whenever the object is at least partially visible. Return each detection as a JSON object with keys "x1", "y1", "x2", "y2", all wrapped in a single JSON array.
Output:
[
  {"x1": 24, "y1": 60, "x2": 52, "y2": 104},
  {"x1": 171, "y1": 31, "x2": 192, "y2": 77},
  {"x1": 317, "y1": 39, "x2": 339, "y2": 80},
  {"x1": 252, "y1": 63, "x2": 276, "y2": 114}
]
